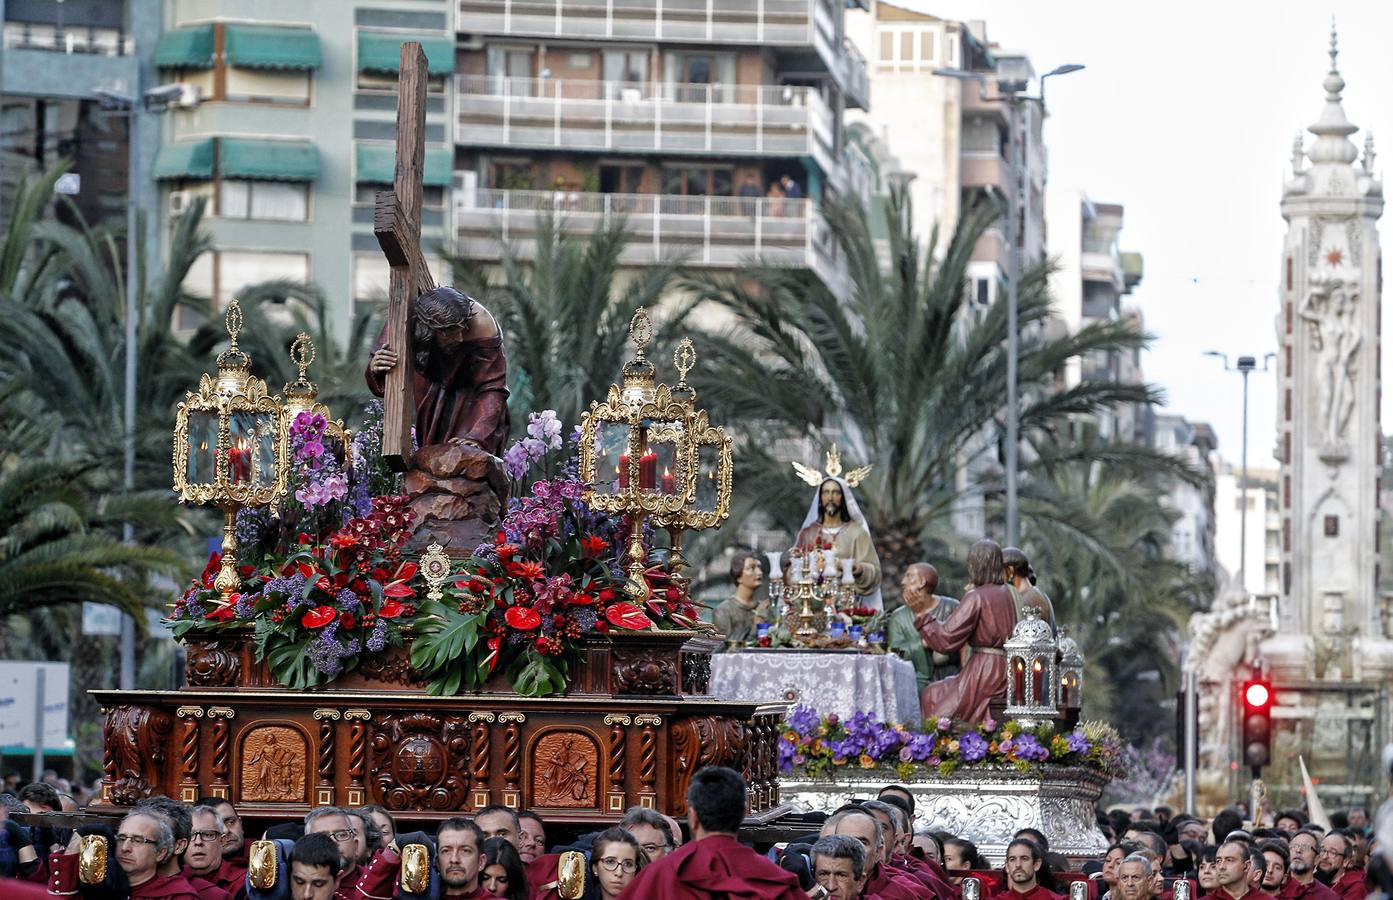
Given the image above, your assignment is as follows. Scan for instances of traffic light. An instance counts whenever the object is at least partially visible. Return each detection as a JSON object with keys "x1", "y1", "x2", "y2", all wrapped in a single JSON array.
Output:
[{"x1": 1241, "y1": 676, "x2": 1274, "y2": 772}]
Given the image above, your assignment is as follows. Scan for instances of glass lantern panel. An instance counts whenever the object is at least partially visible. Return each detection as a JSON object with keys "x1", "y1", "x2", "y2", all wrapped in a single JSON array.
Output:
[
  {"x1": 251, "y1": 412, "x2": 278, "y2": 487},
  {"x1": 227, "y1": 412, "x2": 268, "y2": 486},
  {"x1": 186, "y1": 410, "x2": 219, "y2": 485},
  {"x1": 695, "y1": 442, "x2": 720, "y2": 513},
  {"x1": 641, "y1": 419, "x2": 684, "y2": 496},
  {"x1": 596, "y1": 421, "x2": 630, "y2": 495}
]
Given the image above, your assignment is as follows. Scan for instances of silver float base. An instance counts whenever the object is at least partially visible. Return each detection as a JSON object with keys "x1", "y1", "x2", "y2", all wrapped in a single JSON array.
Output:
[{"x1": 779, "y1": 765, "x2": 1110, "y2": 863}]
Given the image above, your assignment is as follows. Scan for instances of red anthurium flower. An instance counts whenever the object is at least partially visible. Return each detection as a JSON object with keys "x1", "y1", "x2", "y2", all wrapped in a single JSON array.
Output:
[
  {"x1": 505, "y1": 607, "x2": 543, "y2": 630},
  {"x1": 580, "y1": 535, "x2": 610, "y2": 556},
  {"x1": 237, "y1": 564, "x2": 256, "y2": 577},
  {"x1": 200, "y1": 552, "x2": 222, "y2": 583},
  {"x1": 339, "y1": 613, "x2": 357, "y2": 630},
  {"x1": 394, "y1": 561, "x2": 418, "y2": 582},
  {"x1": 606, "y1": 603, "x2": 653, "y2": 630},
  {"x1": 484, "y1": 636, "x2": 501, "y2": 672},
  {"x1": 204, "y1": 604, "x2": 236, "y2": 622},
  {"x1": 301, "y1": 606, "x2": 337, "y2": 628},
  {"x1": 296, "y1": 532, "x2": 312, "y2": 545},
  {"x1": 569, "y1": 593, "x2": 596, "y2": 606},
  {"x1": 378, "y1": 599, "x2": 406, "y2": 619},
  {"x1": 296, "y1": 562, "x2": 316, "y2": 579},
  {"x1": 383, "y1": 581, "x2": 415, "y2": 598},
  {"x1": 598, "y1": 588, "x2": 617, "y2": 603}
]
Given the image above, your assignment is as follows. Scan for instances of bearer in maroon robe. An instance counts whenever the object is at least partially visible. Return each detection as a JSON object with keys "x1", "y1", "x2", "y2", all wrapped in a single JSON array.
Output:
[
  {"x1": 617, "y1": 766, "x2": 807, "y2": 900},
  {"x1": 819, "y1": 810, "x2": 920, "y2": 900},
  {"x1": 48, "y1": 813, "x2": 200, "y2": 899},
  {"x1": 916, "y1": 540, "x2": 1017, "y2": 723},
  {"x1": 996, "y1": 840, "x2": 1062, "y2": 900},
  {"x1": 366, "y1": 285, "x2": 510, "y2": 457}
]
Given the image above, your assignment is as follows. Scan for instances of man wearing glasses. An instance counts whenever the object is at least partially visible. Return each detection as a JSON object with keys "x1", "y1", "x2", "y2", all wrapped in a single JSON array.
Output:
[
  {"x1": 191, "y1": 800, "x2": 247, "y2": 898},
  {"x1": 47, "y1": 811, "x2": 200, "y2": 898},
  {"x1": 1283, "y1": 830, "x2": 1338, "y2": 900},
  {"x1": 182, "y1": 806, "x2": 235, "y2": 900},
  {"x1": 305, "y1": 807, "x2": 369, "y2": 899},
  {"x1": 1316, "y1": 833, "x2": 1366, "y2": 900}
]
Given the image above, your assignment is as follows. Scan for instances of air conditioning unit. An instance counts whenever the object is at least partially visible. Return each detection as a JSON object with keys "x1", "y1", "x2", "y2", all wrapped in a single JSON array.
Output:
[
  {"x1": 168, "y1": 190, "x2": 193, "y2": 216},
  {"x1": 175, "y1": 83, "x2": 202, "y2": 108}
]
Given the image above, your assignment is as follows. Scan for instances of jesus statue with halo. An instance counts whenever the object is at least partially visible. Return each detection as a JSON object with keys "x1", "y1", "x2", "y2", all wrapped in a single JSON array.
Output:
[{"x1": 789, "y1": 446, "x2": 883, "y2": 610}]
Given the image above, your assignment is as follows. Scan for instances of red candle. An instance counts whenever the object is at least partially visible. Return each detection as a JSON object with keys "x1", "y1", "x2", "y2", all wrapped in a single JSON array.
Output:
[
  {"x1": 228, "y1": 447, "x2": 251, "y2": 483},
  {"x1": 661, "y1": 467, "x2": 675, "y2": 495},
  {"x1": 1012, "y1": 658, "x2": 1024, "y2": 703},
  {"x1": 618, "y1": 453, "x2": 630, "y2": 491},
  {"x1": 1032, "y1": 659, "x2": 1045, "y2": 703},
  {"x1": 639, "y1": 450, "x2": 657, "y2": 490}
]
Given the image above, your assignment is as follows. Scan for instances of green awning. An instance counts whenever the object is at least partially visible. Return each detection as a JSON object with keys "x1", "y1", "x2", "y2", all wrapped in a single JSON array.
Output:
[
  {"x1": 153, "y1": 139, "x2": 214, "y2": 180},
  {"x1": 225, "y1": 25, "x2": 322, "y2": 70},
  {"x1": 154, "y1": 24, "x2": 214, "y2": 69},
  {"x1": 357, "y1": 33, "x2": 454, "y2": 76},
  {"x1": 355, "y1": 143, "x2": 452, "y2": 186},
  {"x1": 221, "y1": 139, "x2": 319, "y2": 181}
]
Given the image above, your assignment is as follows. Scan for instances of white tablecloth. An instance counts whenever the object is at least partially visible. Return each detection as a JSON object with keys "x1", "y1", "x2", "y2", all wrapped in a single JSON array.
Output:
[{"x1": 709, "y1": 650, "x2": 921, "y2": 723}]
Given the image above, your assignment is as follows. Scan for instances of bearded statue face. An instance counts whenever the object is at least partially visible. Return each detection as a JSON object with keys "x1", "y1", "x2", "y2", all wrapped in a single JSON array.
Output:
[{"x1": 819, "y1": 480, "x2": 845, "y2": 521}]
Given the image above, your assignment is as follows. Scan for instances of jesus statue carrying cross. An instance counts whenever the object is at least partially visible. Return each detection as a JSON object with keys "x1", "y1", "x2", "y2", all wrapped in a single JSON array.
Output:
[{"x1": 362, "y1": 41, "x2": 510, "y2": 468}]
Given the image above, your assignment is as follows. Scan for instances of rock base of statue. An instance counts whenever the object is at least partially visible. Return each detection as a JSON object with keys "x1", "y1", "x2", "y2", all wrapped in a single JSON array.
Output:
[
  {"x1": 780, "y1": 764, "x2": 1109, "y2": 863},
  {"x1": 404, "y1": 442, "x2": 509, "y2": 555}
]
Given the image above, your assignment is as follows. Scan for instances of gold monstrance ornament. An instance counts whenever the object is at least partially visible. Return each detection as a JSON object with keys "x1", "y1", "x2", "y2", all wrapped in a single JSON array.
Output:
[
  {"x1": 578, "y1": 308, "x2": 733, "y2": 600},
  {"x1": 172, "y1": 299, "x2": 289, "y2": 604}
]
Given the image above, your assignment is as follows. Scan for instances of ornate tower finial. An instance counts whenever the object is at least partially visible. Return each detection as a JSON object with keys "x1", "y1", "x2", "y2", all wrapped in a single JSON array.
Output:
[{"x1": 1307, "y1": 19, "x2": 1359, "y2": 166}]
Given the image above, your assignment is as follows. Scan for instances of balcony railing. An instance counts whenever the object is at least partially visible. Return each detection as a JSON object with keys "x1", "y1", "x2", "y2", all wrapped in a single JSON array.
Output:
[
  {"x1": 454, "y1": 187, "x2": 843, "y2": 288},
  {"x1": 2, "y1": 23, "x2": 134, "y2": 56},
  {"x1": 457, "y1": 75, "x2": 834, "y2": 161},
  {"x1": 457, "y1": 0, "x2": 867, "y2": 105}
]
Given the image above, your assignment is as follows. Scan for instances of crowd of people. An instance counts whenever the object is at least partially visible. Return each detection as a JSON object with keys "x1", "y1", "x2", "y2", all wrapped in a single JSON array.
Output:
[{"x1": 0, "y1": 763, "x2": 1386, "y2": 900}]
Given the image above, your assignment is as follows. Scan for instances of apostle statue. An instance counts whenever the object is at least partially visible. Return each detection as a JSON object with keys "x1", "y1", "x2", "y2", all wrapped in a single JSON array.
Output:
[
  {"x1": 711, "y1": 552, "x2": 767, "y2": 648},
  {"x1": 916, "y1": 539, "x2": 1017, "y2": 722},
  {"x1": 366, "y1": 284, "x2": 511, "y2": 457},
  {"x1": 1002, "y1": 547, "x2": 1056, "y2": 636},
  {"x1": 888, "y1": 563, "x2": 960, "y2": 691},
  {"x1": 790, "y1": 447, "x2": 883, "y2": 609}
]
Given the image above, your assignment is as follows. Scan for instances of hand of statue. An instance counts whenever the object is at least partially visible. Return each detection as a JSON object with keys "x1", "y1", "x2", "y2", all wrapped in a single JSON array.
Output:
[
  {"x1": 852, "y1": 562, "x2": 863, "y2": 577},
  {"x1": 904, "y1": 590, "x2": 932, "y2": 616},
  {"x1": 370, "y1": 346, "x2": 398, "y2": 374}
]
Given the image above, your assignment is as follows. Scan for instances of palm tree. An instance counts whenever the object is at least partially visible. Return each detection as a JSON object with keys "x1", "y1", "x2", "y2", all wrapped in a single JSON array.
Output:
[
  {"x1": 684, "y1": 187, "x2": 1166, "y2": 589},
  {"x1": 442, "y1": 213, "x2": 691, "y2": 435}
]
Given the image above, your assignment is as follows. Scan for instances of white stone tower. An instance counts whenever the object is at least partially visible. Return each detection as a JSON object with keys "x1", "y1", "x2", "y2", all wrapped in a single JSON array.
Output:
[
  {"x1": 1268, "y1": 26, "x2": 1390, "y2": 682},
  {"x1": 1259, "y1": 27, "x2": 1393, "y2": 803}
]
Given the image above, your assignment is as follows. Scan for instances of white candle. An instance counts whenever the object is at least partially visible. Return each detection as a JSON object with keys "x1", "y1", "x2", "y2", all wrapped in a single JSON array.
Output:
[
  {"x1": 766, "y1": 550, "x2": 783, "y2": 577},
  {"x1": 790, "y1": 557, "x2": 804, "y2": 582},
  {"x1": 822, "y1": 549, "x2": 837, "y2": 575},
  {"x1": 840, "y1": 558, "x2": 855, "y2": 585}
]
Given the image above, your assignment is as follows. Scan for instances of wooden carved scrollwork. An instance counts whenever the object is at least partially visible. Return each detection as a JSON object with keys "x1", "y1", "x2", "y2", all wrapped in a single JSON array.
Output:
[
  {"x1": 670, "y1": 716, "x2": 748, "y2": 817},
  {"x1": 344, "y1": 709, "x2": 370, "y2": 804},
  {"x1": 612, "y1": 647, "x2": 678, "y2": 696},
  {"x1": 634, "y1": 715, "x2": 659, "y2": 805},
  {"x1": 469, "y1": 713, "x2": 494, "y2": 806},
  {"x1": 184, "y1": 640, "x2": 241, "y2": 687},
  {"x1": 501, "y1": 716, "x2": 522, "y2": 797},
  {"x1": 314, "y1": 709, "x2": 339, "y2": 806},
  {"x1": 605, "y1": 715, "x2": 629, "y2": 813},
  {"x1": 368, "y1": 713, "x2": 469, "y2": 811},
  {"x1": 105, "y1": 705, "x2": 175, "y2": 804},
  {"x1": 176, "y1": 707, "x2": 203, "y2": 803}
]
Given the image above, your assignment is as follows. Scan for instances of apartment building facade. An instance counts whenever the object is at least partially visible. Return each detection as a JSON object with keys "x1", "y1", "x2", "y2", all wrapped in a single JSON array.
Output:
[{"x1": 451, "y1": 0, "x2": 869, "y2": 293}]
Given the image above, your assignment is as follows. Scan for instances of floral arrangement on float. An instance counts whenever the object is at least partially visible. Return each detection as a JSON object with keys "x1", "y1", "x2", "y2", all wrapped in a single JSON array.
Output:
[{"x1": 778, "y1": 706, "x2": 1127, "y2": 782}]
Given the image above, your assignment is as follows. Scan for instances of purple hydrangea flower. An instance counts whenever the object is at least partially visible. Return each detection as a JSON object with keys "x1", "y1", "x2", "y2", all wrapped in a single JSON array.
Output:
[
  {"x1": 1066, "y1": 730, "x2": 1090, "y2": 754},
  {"x1": 1013, "y1": 734, "x2": 1049, "y2": 761},
  {"x1": 959, "y1": 731, "x2": 989, "y2": 763}
]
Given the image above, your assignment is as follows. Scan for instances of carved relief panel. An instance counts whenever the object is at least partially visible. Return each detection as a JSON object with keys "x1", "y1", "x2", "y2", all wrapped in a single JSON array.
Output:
[
  {"x1": 530, "y1": 730, "x2": 600, "y2": 809},
  {"x1": 239, "y1": 725, "x2": 309, "y2": 803},
  {"x1": 369, "y1": 713, "x2": 469, "y2": 811}
]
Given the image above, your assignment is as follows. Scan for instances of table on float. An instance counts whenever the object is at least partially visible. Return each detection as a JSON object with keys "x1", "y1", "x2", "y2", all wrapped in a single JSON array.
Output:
[{"x1": 709, "y1": 649, "x2": 921, "y2": 722}]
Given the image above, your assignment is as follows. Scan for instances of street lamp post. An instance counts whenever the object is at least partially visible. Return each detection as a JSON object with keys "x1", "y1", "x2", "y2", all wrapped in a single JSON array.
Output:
[
  {"x1": 935, "y1": 62, "x2": 1083, "y2": 546},
  {"x1": 94, "y1": 81, "x2": 186, "y2": 689},
  {"x1": 1203, "y1": 351, "x2": 1276, "y2": 588}
]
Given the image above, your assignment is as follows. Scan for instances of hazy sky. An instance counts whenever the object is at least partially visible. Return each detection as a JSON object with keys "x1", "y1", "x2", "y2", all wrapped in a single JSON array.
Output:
[{"x1": 902, "y1": 0, "x2": 1393, "y2": 470}]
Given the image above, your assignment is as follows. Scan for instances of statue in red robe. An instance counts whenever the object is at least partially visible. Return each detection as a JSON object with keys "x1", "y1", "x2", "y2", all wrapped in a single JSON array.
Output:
[
  {"x1": 916, "y1": 540, "x2": 1017, "y2": 723},
  {"x1": 366, "y1": 285, "x2": 510, "y2": 457}
]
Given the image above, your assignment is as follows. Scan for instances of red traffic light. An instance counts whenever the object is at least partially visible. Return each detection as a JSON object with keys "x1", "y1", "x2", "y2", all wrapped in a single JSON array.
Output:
[{"x1": 1243, "y1": 680, "x2": 1271, "y2": 709}]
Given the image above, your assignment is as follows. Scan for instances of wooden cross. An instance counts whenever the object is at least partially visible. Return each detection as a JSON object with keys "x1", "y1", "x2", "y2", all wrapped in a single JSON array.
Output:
[{"x1": 374, "y1": 41, "x2": 436, "y2": 471}]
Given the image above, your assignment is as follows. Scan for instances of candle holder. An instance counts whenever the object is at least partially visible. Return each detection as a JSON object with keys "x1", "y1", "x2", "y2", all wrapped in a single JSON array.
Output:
[
  {"x1": 579, "y1": 309, "x2": 732, "y2": 601},
  {"x1": 1057, "y1": 627, "x2": 1085, "y2": 713},
  {"x1": 282, "y1": 332, "x2": 348, "y2": 452},
  {"x1": 1003, "y1": 606, "x2": 1060, "y2": 728},
  {"x1": 172, "y1": 299, "x2": 289, "y2": 604}
]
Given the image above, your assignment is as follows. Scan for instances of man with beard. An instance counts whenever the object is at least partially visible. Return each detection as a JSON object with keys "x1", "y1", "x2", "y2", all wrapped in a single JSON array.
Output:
[
  {"x1": 1316, "y1": 832, "x2": 1365, "y2": 900},
  {"x1": 48, "y1": 811, "x2": 200, "y2": 898},
  {"x1": 343, "y1": 812, "x2": 376, "y2": 868},
  {"x1": 1260, "y1": 842, "x2": 1290, "y2": 895},
  {"x1": 617, "y1": 766, "x2": 804, "y2": 899},
  {"x1": 182, "y1": 806, "x2": 237, "y2": 900},
  {"x1": 1285, "y1": 830, "x2": 1338, "y2": 900},
  {"x1": 792, "y1": 472, "x2": 883, "y2": 609},
  {"x1": 1001, "y1": 839, "x2": 1062, "y2": 900},
  {"x1": 916, "y1": 539, "x2": 1017, "y2": 722},
  {"x1": 1213, "y1": 840, "x2": 1277, "y2": 900},
  {"x1": 434, "y1": 818, "x2": 491, "y2": 899},
  {"x1": 810, "y1": 835, "x2": 869, "y2": 900}
]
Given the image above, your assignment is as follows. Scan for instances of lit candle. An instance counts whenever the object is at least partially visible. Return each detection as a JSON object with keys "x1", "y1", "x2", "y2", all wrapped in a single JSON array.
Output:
[
  {"x1": 1013, "y1": 657, "x2": 1025, "y2": 703},
  {"x1": 639, "y1": 450, "x2": 657, "y2": 489},
  {"x1": 228, "y1": 446, "x2": 251, "y2": 483},
  {"x1": 618, "y1": 453, "x2": 630, "y2": 491},
  {"x1": 1032, "y1": 658, "x2": 1045, "y2": 703},
  {"x1": 661, "y1": 467, "x2": 675, "y2": 495}
]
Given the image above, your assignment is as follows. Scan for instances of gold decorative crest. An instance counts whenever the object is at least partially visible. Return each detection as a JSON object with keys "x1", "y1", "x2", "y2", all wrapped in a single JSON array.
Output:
[{"x1": 792, "y1": 445, "x2": 872, "y2": 488}]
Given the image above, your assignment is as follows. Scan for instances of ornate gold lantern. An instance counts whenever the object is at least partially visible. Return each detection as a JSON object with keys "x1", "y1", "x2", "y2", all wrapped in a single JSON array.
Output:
[
  {"x1": 1003, "y1": 605, "x2": 1060, "y2": 728},
  {"x1": 579, "y1": 309, "x2": 732, "y2": 599},
  {"x1": 282, "y1": 332, "x2": 348, "y2": 454},
  {"x1": 173, "y1": 299, "x2": 289, "y2": 602},
  {"x1": 1057, "y1": 628, "x2": 1085, "y2": 713}
]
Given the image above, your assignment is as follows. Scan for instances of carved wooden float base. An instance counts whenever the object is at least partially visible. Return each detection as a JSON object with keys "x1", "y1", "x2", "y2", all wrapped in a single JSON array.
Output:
[{"x1": 92, "y1": 689, "x2": 786, "y2": 826}]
